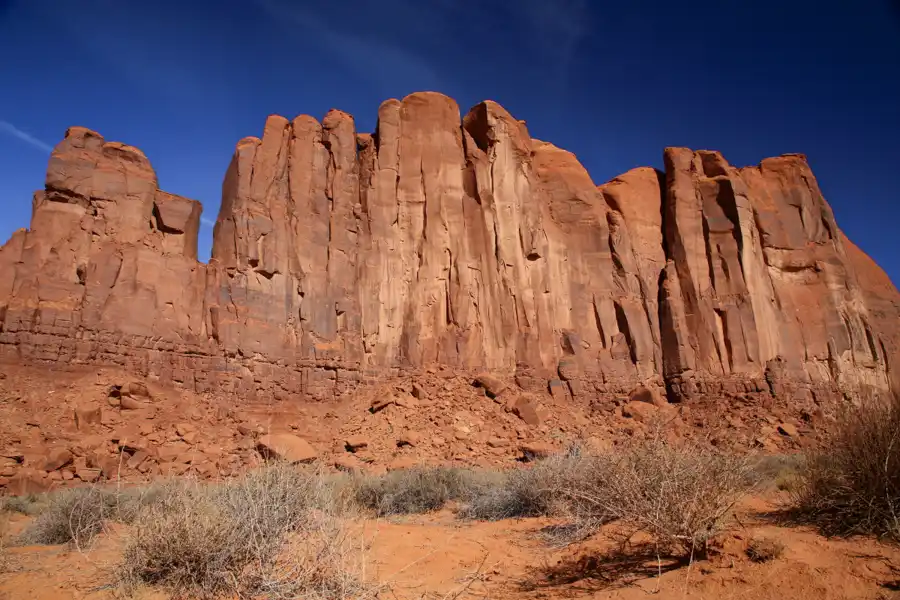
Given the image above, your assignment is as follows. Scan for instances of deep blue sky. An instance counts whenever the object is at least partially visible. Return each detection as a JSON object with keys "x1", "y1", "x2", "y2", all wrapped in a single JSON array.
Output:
[{"x1": 1, "y1": 0, "x2": 898, "y2": 284}]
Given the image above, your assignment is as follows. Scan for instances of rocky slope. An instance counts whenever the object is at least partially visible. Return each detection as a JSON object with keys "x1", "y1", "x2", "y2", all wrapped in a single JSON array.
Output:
[{"x1": 0, "y1": 92, "x2": 896, "y2": 407}]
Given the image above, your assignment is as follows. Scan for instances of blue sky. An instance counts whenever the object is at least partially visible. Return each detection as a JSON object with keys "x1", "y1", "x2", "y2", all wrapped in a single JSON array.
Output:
[{"x1": 1, "y1": 0, "x2": 898, "y2": 284}]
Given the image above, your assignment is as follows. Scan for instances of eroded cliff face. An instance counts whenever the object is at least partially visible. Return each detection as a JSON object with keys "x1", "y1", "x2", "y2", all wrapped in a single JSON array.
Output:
[{"x1": 0, "y1": 92, "x2": 895, "y2": 403}]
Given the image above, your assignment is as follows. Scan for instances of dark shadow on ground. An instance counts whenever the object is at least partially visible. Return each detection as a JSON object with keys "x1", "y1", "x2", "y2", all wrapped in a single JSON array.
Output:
[{"x1": 519, "y1": 544, "x2": 692, "y2": 594}]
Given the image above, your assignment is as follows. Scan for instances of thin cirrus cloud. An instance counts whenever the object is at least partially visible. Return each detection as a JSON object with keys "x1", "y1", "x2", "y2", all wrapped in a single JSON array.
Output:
[{"x1": 0, "y1": 120, "x2": 53, "y2": 153}]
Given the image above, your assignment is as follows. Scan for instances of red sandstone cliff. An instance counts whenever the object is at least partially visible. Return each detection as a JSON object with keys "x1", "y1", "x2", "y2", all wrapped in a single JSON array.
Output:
[{"x1": 0, "y1": 92, "x2": 896, "y2": 404}]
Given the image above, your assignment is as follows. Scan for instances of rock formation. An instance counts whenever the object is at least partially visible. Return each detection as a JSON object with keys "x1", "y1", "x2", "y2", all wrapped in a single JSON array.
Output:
[{"x1": 0, "y1": 92, "x2": 896, "y2": 404}]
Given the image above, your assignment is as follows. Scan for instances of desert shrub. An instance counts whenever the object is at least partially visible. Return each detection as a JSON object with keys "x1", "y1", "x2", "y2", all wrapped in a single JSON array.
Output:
[
  {"x1": 0, "y1": 514, "x2": 9, "y2": 573},
  {"x1": 1, "y1": 493, "x2": 47, "y2": 516},
  {"x1": 18, "y1": 486, "x2": 119, "y2": 548},
  {"x1": 792, "y1": 393, "x2": 900, "y2": 540},
  {"x1": 113, "y1": 480, "x2": 182, "y2": 524},
  {"x1": 563, "y1": 438, "x2": 757, "y2": 558},
  {"x1": 352, "y1": 466, "x2": 476, "y2": 516},
  {"x1": 745, "y1": 537, "x2": 784, "y2": 562},
  {"x1": 119, "y1": 463, "x2": 369, "y2": 599},
  {"x1": 15, "y1": 480, "x2": 178, "y2": 547},
  {"x1": 752, "y1": 453, "x2": 805, "y2": 492},
  {"x1": 459, "y1": 450, "x2": 588, "y2": 521}
]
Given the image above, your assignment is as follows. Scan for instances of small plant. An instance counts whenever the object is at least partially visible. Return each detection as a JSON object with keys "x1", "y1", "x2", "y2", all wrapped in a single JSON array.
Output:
[
  {"x1": 1, "y1": 494, "x2": 47, "y2": 516},
  {"x1": 0, "y1": 514, "x2": 9, "y2": 574},
  {"x1": 459, "y1": 450, "x2": 586, "y2": 521},
  {"x1": 752, "y1": 454, "x2": 804, "y2": 492},
  {"x1": 562, "y1": 438, "x2": 757, "y2": 558},
  {"x1": 746, "y1": 537, "x2": 785, "y2": 563},
  {"x1": 14, "y1": 481, "x2": 176, "y2": 548},
  {"x1": 118, "y1": 463, "x2": 370, "y2": 599},
  {"x1": 18, "y1": 487, "x2": 117, "y2": 548},
  {"x1": 792, "y1": 393, "x2": 900, "y2": 540},
  {"x1": 352, "y1": 466, "x2": 475, "y2": 516}
]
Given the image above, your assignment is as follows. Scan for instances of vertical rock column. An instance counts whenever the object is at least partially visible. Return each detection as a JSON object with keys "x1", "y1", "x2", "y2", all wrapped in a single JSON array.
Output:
[
  {"x1": 209, "y1": 116, "x2": 301, "y2": 361},
  {"x1": 0, "y1": 126, "x2": 207, "y2": 368},
  {"x1": 740, "y1": 155, "x2": 888, "y2": 394}
]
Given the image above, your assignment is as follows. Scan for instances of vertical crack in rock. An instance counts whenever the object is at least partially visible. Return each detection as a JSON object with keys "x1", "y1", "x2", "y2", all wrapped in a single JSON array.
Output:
[{"x1": 0, "y1": 97, "x2": 895, "y2": 402}]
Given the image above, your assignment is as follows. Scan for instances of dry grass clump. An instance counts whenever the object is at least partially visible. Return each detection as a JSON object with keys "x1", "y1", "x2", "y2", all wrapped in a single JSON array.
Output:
[
  {"x1": 17, "y1": 486, "x2": 118, "y2": 548},
  {"x1": 745, "y1": 537, "x2": 785, "y2": 563},
  {"x1": 792, "y1": 393, "x2": 900, "y2": 540},
  {"x1": 1, "y1": 493, "x2": 47, "y2": 516},
  {"x1": 459, "y1": 447, "x2": 588, "y2": 522},
  {"x1": 15, "y1": 481, "x2": 178, "y2": 548},
  {"x1": 119, "y1": 463, "x2": 369, "y2": 599},
  {"x1": 562, "y1": 438, "x2": 757, "y2": 558},
  {"x1": 0, "y1": 513, "x2": 10, "y2": 574},
  {"x1": 352, "y1": 466, "x2": 475, "y2": 516},
  {"x1": 752, "y1": 453, "x2": 805, "y2": 492}
]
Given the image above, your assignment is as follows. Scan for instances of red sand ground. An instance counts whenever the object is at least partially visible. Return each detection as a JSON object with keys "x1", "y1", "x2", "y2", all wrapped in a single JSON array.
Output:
[
  {"x1": 2, "y1": 493, "x2": 899, "y2": 599},
  {"x1": 0, "y1": 363, "x2": 895, "y2": 599}
]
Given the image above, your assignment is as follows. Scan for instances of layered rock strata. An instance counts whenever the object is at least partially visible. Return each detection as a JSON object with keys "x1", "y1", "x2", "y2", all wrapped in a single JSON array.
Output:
[{"x1": 0, "y1": 93, "x2": 895, "y2": 403}]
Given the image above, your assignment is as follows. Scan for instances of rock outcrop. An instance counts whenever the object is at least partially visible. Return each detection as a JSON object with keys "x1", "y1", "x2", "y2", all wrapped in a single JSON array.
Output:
[{"x1": 0, "y1": 92, "x2": 896, "y2": 404}]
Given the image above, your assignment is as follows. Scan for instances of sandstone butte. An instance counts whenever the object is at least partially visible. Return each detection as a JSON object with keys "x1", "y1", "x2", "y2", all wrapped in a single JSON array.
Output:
[{"x1": 0, "y1": 92, "x2": 898, "y2": 407}]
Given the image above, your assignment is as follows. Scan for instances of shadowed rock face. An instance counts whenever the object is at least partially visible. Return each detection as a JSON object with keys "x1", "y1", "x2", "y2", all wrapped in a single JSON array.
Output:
[{"x1": 0, "y1": 92, "x2": 896, "y2": 403}]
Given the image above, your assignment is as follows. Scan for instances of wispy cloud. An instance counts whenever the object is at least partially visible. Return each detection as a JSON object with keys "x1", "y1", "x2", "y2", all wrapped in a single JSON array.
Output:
[
  {"x1": 200, "y1": 216, "x2": 216, "y2": 228},
  {"x1": 256, "y1": 0, "x2": 445, "y2": 97},
  {"x1": 0, "y1": 120, "x2": 53, "y2": 153}
]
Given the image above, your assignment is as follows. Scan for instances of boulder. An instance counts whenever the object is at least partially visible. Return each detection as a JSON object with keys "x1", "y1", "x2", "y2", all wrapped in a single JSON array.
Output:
[
  {"x1": 87, "y1": 451, "x2": 121, "y2": 478},
  {"x1": 74, "y1": 405, "x2": 103, "y2": 430},
  {"x1": 371, "y1": 396, "x2": 395, "y2": 413},
  {"x1": 257, "y1": 434, "x2": 317, "y2": 463},
  {"x1": 7, "y1": 470, "x2": 51, "y2": 495},
  {"x1": 512, "y1": 395, "x2": 543, "y2": 426},
  {"x1": 175, "y1": 423, "x2": 197, "y2": 437},
  {"x1": 777, "y1": 422, "x2": 799, "y2": 438},
  {"x1": 157, "y1": 443, "x2": 190, "y2": 463},
  {"x1": 396, "y1": 431, "x2": 421, "y2": 447},
  {"x1": 474, "y1": 373, "x2": 507, "y2": 398},
  {"x1": 42, "y1": 448, "x2": 73, "y2": 471},
  {"x1": 333, "y1": 455, "x2": 363, "y2": 473},
  {"x1": 411, "y1": 383, "x2": 428, "y2": 400},
  {"x1": 344, "y1": 436, "x2": 370, "y2": 452},
  {"x1": 119, "y1": 396, "x2": 145, "y2": 410},
  {"x1": 629, "y1": 385, "x2": 667, "y2": 407},
  {"x1": 76, "y1": 467, "x2": 102, "y2": 483},
  {"x1": 519, "y1": 442, "x2": 554, "y2": 461},
  {"x1": 0, "y1": 457, "x2": 17, "y2": 477},
  {"x1": 124, "y1": 381, "x2": 152, "y2": 398},
  {"x1": 126, "y1": 450, "x2": 151, "y2": 470},
  {"x1": 622, "y1": 401, "x2": 658, "y2": 422}
]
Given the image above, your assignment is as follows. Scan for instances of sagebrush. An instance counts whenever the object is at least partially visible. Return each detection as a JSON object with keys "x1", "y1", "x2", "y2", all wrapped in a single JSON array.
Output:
[
  {"x1": 119, "y1": 464, "x2": 370, "y2": 600},
  {"x1": 561, "y1": 438, "x2": 757, "y2": 557},
  {"x1": 459, "y1": 446, "x2": 587, "y2": 522},
  {"x1": 15, "y1": 481, "x2": 178, "y2": 548},
  {"x1": 792, "y1": 393, "x2": 900, "y2": 540},
  {"x1": 352, "y1": 466, "x2": 475, "y2": 516},
  {"x1": 1, "y1": 493, "x2": 47, "y2": 516}
]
